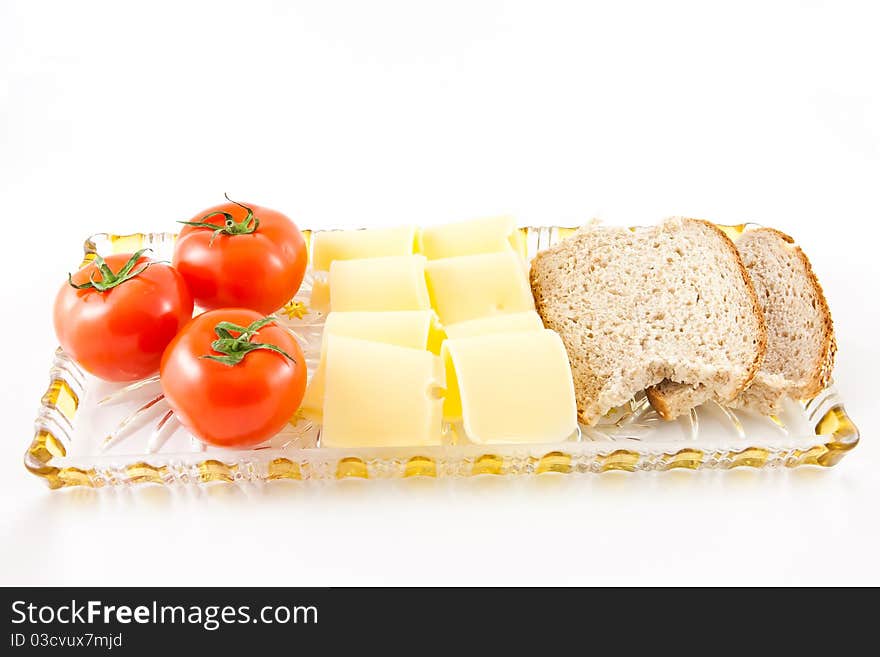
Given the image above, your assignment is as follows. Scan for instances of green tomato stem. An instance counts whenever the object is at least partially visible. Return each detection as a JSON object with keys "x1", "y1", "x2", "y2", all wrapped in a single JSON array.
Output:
[
  {"x1": 178, "y1": 193, "x2": 260, "y2": 245},
  {"x1": 67, "y1": 248, "x2": 157, "y2": 292},
  {"x1": 201, "y1": 316, "x2": 296, "y2": 367}
]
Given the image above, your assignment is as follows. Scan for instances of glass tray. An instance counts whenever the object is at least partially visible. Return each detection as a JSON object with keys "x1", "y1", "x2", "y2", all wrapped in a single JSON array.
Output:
[{"x1": 25, "y1": 226, "x2": 860, "y2": 488}]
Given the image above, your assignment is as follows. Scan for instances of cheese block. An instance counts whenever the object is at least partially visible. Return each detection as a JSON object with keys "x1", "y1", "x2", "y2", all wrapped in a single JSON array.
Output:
[
  {"x1": 329, "y1": 255, "x2": 431, "y2": 312},
  {"x1": 321, "y1": 336, "x2": 445, "y2": 448},
  {"x1": 299, "y1": 363, "x2": 327, "y2": 423},
  {"x1": 425, "y1": 251, "x2": 535, "y2": 325},
  {"x1": 323, "y1": 310, "x2": 438, "y2": 352},
  {"x1": 312, "y1": 226, "x2": 417, "y2": 271},
  {"x1": 444, "y1": 311, "x2": 544, "y2": 339},
  {"x1": 442, "y1": 329, "x2": 577, "y2": 444},
  {"x1": 299, "y1": 310, "x2": 441, "y2": 422},
  {"x1": 419, "y1": 216, "x2": 517, "y2": 260}
]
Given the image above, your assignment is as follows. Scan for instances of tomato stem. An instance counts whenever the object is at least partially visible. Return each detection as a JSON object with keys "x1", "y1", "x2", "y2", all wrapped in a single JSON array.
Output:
[
  {"x1": 178, "y1": 193, "x2": 260, "y2": 245},
  {"x1": 68, "y1": 248, "x2": 157, "y2": 292},
  {"x1": 202, "y1": 316, "x2": 296, "y2": 367}
]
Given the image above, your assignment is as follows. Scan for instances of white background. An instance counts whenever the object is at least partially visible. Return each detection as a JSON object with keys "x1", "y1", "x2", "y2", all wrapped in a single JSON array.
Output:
[{"x1": 1, "y1": 0, "x2": 878, "y2": 585}]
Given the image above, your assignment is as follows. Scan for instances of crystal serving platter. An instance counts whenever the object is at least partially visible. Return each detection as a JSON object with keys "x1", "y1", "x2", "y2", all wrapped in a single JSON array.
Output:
[{"x1": 25, "y1": 226, "x2": 860, "y2": 488}]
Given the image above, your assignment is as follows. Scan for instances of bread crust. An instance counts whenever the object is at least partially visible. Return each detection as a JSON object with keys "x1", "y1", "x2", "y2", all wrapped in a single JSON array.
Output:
[{"x1": 644, "y1": 386, "x2": 671, "y2": 420}]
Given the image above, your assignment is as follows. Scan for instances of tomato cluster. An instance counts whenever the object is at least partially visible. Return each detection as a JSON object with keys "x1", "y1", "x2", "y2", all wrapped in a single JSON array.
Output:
[{"x1": 53, "y1": 197, "x2": 309, "y2": 448}]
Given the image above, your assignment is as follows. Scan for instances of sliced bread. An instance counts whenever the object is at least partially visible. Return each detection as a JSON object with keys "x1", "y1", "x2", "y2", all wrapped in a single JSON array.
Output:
[
  {"x1": 734, "y1": 229, "x2": 837, "y2": 412},
  {"x1": 734, "y1": 228, "x2": 836, "y2": 411},
  {"x1": 529, "y1": 218, "x2": 766, "y2": 425},
  {"x1": 647, "y1": 228, "x2": 835, "y2": 417}
]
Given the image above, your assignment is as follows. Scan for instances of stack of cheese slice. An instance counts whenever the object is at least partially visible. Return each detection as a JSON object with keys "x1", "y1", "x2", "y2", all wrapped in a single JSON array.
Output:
[{"x1": 304, "y1": 217, "x2": 578, "y2": 447}]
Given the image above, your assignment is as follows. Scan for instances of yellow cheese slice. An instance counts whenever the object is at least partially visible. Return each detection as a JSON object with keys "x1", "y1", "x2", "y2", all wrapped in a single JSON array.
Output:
[
  {"x1": 299, "y1": 363, "x2": 327, "y2": 423},
  {"x1": 508, "y1": 226, "x2": 528, "y2": 260},
  {"x1": 312, "y1": 226, "x2": 417, "y2": 271},
  {"x1": 418, "y1": 216, "x2": 516, "y2": 260},
  {"x1": 443, "y1": 329, "x2": 577, "y2": 444},
  {"x1": 425, "y1": 251, "x2": 535, "y2": 325},
  {"x1": 309, "y1": 277, "x2": 331, "y2": 315},
  {"x1": 323, "y1": 311, "x2": 436, "y2": 352},
  {"x1": 444, "y1": 311, "x2": 544, "y2": 339},
  {"x1": 329, "y1": 255, "x2": 431, "y2": 312},
  {"x1": 321, "y1": 336, "x2": 445, "y2": 448},
  {"x1": 440, "y1": 343, "x2": 463, "y2": 422},
  {"x1": 300, "y1": 311, "x2": 441, "y2": 422}
]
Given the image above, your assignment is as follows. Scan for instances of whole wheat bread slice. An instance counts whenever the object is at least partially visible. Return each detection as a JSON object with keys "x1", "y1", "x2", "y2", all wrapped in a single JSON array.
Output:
[
  {"x1": 530, "y1": 218, "x2": 766, "y2": 424},
  {"x1": 648, "y1": 228, "x2": 835, "y2": 417}
]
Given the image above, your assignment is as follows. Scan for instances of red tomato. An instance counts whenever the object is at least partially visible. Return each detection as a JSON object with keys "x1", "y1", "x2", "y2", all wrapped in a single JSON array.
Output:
[
  {"x1": 160, "y1": 308, "x2": 307, "y2": 448},
  {"x1": 53, "y1": 250, "x2": 193, "y2": 382},
  {"x1": 172, "y1": 197, "x2": 307, "y2": 314}
]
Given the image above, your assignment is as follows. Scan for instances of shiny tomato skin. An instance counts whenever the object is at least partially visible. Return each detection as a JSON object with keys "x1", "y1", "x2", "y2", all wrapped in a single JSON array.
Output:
[
  {"x1": 160, "y1": 308, "x2": 307, "y2": 448},
  {"x1": 172, "y1": 201, "x2": 307, "y2": 314},
  {"x1": 53, "y1": 254, "x2": 194, "y2": 382}
]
